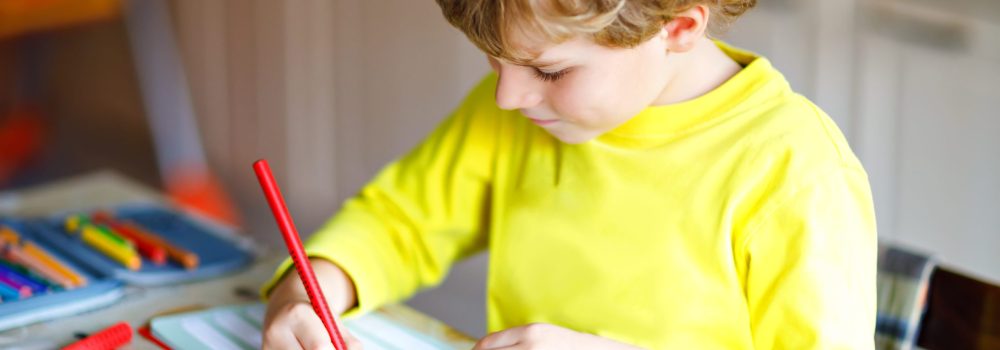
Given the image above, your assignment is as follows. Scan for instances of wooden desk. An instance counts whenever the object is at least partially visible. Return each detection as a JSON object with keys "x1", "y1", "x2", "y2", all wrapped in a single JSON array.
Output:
[{"x1": 0, "y1": 171, "x2": 475, "y2": 349}]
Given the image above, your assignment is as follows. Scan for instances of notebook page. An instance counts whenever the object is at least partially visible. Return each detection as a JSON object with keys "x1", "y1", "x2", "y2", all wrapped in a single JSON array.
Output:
[{"x1": 151, "y1": 303, "x2": 457, "y2": 350}]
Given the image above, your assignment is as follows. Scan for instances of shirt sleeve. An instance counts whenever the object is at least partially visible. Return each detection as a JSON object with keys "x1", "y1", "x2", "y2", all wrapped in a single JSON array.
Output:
[
  {"x1": 741, "y1": 165, "x2": 878, "y2": 349},
  {"x1": 261, "y1": 74, "x2": 501, "y2": 317}
]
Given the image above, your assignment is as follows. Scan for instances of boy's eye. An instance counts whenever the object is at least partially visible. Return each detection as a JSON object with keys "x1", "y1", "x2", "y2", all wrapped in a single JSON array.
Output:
[{"x1": 532, "y1": 68, "x2": 570, "y2": 82}]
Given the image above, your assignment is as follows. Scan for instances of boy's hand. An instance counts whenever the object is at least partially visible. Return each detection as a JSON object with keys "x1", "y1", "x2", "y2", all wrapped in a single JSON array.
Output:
[
  {"x1": 263, "y1": 258, "x2": 363, "y2": 350},
  {"x1": 472, "y1": 323, "x2": 643, "y2": 350},
  {"x1": 262, "y1": 299, "x2": 364, "y2": 350}
]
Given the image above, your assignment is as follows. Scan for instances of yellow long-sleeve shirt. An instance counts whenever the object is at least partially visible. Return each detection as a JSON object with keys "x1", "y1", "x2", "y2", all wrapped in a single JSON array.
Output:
[{"x1": 265, "y1": 42, "x2": 877, "y2": 349}]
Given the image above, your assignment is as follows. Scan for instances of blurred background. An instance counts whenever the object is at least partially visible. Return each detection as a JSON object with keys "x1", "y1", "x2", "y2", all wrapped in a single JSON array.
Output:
[{"x1": 0, "y1": 0, "x2": 997, "y2": 340}]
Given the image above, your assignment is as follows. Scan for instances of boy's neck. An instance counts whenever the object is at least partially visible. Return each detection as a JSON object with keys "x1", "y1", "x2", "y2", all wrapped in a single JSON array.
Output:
[{"x1": 651, "y1": 37, "x2": 742, "y2": 107}]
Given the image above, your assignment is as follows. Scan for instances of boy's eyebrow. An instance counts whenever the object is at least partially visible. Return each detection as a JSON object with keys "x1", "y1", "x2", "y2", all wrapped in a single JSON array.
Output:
[
  {"x1": 490, "y1": 54, "x2": 565, "y2": 68},
  {"x1": 524, "y1": 58, "x2": 565, "y2": 68}
]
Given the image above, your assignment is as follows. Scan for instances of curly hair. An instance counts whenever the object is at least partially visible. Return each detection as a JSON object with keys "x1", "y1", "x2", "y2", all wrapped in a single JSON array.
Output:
[{"x1": 435, "y1": 0, "x2": 756, "y2": 63}]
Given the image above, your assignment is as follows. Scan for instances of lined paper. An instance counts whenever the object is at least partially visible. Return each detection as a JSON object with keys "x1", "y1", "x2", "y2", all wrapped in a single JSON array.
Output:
[
  {"x1": 214, "y1": 310, "x2": 262, "y2": 349},
  {"x1": 181, "y1": 317, "x2": 244, "y2": 350},
  {"x1": 152, "y1": 303, "x2": 456, "y2": 349}
]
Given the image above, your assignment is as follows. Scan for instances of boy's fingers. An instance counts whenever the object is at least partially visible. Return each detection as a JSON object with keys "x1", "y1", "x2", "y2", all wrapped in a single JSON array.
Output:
[
  {"x1": 291, "y1": 307, "x2": 338, "y2": 350},
  {"x1": 263, "y1": 301, "x2": 338, "y2": 350},
  {"x1": 473, "y1": 327, "x2": 522, "y2": 349},
  {"x1": 263, "y1": 303, "x2": 302, "y2": 349},
  {"x1": 264, "y1": 299, "x2": 361, "y2": 350},
  {"x1": 344, "y1": 331, "x2": 365, "y2": 350},
  {"x1": 262, "y1": 316, "x2": 304, "y2": 350},
  {"x1": 262, "y1": 331, "x2": 297, "y2": 350},
  {"x1": 296, "y1": 328, "x2": 363, "y2": 350}
]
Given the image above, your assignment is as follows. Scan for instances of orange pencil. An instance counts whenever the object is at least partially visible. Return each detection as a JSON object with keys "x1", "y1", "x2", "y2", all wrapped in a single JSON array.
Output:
[
  {"x1": 0, "y1": 227, "x2": 18, "y2": 246},
  {"x1": 21, "y1": 244, "x2": 89, "y2": 286},
  {"x1": 124, "y1": 222, "x2": 198, "y2": 269}
]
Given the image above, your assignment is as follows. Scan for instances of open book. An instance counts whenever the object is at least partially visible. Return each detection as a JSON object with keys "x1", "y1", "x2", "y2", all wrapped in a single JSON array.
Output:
[{"x1": 150, "y1": 303, "x2": 457, "y2": 350}]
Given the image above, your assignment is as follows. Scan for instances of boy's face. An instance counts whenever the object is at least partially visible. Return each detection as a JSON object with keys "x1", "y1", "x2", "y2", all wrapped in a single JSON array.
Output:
[{"x1": 488, "y1": 31, "x2": 674, "y2": 144}]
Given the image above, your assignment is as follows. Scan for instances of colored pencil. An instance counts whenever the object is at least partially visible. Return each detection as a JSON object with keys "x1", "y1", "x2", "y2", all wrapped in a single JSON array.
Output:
[
  {"x1": 0, "y1": 262, "x2": 46, "y2": 293},
  {"x1": 0, "y1": 259, "x2": 60, "y2": 291},
  {"x1": 79, "y1": 225, "x2": 142, "y2": 271},
  {"x1": 2, "y1": 226, "x2": 86, "y2": 288},
  {"x1": 0, "y1": 281, "x2": 22, "y2": 301},
  {"x1": 66, "y1": 215, "x2": 134, "y2": 248},
  {"x1": 4, "y1": 245, "x2": 77, "y2": 289},
  {"x1": 90, "y1": 213, "x2": 168, "y2": 265},
  {"x1": 253, "y1": 159, "x2": 348, "y2": 350},
  {"x1": 102, "y1": 219, "x2": 197, "y2": 270},
  {"x1": 0, "y1": 274, "x2": 31, "y2": 297},
  {"x1": 0, "y1": 227, "x2": 17, "y2": 246}
]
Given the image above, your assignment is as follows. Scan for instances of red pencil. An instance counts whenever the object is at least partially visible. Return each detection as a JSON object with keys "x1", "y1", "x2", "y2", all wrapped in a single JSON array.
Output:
[{"x1": 253, "y1": 159, "x2": 348, "y2": 350}]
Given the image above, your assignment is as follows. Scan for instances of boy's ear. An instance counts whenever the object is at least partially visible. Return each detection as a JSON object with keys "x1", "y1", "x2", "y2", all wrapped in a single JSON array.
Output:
[{"x1": 661, "y1": 5, "x2": 711, "y2": 52}]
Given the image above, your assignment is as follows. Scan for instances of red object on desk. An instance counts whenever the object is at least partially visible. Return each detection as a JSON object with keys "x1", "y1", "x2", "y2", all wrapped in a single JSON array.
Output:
[
  {"x1": 253, "y1": 159, "x2": 349, "y2": 350},
  {"x1": 62, "y1": 321, "x2": 132, "y2": 350},
  {"x1": 137, "y1": 324, "x2": 172, "y2": 350}
]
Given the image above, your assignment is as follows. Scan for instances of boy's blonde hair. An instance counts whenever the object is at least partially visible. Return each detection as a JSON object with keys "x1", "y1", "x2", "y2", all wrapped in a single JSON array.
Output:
[{"x1": 436, "y1": 0, "x2": 756, "y2": 63}]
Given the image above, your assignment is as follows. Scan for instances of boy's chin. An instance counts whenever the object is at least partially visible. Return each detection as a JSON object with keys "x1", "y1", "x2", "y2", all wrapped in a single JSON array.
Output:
[{"x1": 545, "y1": 128, "x2": 601, "y2": 144}]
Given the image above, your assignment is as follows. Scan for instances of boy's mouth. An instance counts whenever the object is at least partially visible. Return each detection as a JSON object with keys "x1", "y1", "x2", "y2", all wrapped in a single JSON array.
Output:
[
  {"x1": 529, "y1": 118, "x2": 559, "y2": 126},
  {"x1": 522, "y1": 110, "x2": 560, "y2": 126}
]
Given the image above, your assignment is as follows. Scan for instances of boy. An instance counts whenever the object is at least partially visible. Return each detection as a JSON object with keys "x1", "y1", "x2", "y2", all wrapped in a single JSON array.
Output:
[{"x1": 263, "y1": 0, "x2": 877, "y2": 349}]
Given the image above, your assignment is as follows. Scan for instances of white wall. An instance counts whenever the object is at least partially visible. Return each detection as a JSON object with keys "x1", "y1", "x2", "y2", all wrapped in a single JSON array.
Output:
[
  {"x1": 726, "y1": 0, "x2": 1000, "y2": 286},
  {"x1": 171, "y1": 0, "x2": 492, "y2": 336},
  {"x1": 853, "y1": 0, "x2": 1000, "y2": 285}
]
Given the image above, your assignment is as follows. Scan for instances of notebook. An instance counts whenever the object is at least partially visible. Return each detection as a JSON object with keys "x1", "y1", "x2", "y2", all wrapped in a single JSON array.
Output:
[{"x1": 150, "y1": 303, "x2": 457, "y2": 350}]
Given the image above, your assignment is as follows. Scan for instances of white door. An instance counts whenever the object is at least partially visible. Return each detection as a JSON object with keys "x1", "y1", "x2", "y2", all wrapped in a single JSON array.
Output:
[{"x1": 855, "y1": 0, "x2": 1000, "y2": 283}]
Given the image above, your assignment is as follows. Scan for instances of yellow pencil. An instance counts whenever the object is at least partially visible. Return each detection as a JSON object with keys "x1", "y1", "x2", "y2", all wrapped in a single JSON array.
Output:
[
  {"x1": 80, "y1": 225, "x2": 142, "y2": 271},
  {"x1": 64, "y1": 215, "x2": 84, "y2": 233},
  {"x1": 66, "y1": 215, "x2": 134, "y2": 249}
]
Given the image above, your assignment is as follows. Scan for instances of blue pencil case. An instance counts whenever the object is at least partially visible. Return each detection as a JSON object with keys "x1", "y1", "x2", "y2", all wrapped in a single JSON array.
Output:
[{"x1": 0, "y1": 204, "x2": 253, "y2": 331}]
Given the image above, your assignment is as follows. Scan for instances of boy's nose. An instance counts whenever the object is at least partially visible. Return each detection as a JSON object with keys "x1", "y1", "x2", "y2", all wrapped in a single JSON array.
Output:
[{"x1": 494, "y1": 71, "x2": 542, "y2": 110}]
